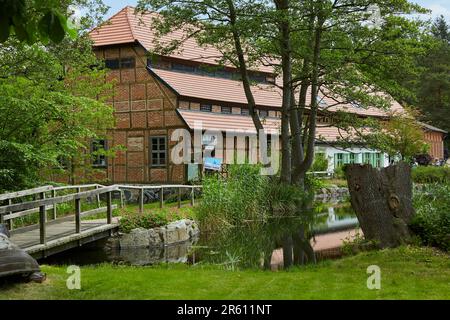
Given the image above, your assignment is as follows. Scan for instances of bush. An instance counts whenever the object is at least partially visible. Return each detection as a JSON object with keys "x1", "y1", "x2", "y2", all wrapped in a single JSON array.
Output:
[
  {"x1": 119, "y1": 207, "x2": 195, "y2": 233},
  {"x1": 198, "y1": 164, "x2": 270, "y2": 228},
  {"x1": 411, "y1": 183, "x2": 450, "y2": 251},
  {"x1": 311, "y1": 153, "x2": 328, "y2": 172},
  {"x1": 412, "y1": 166, "x2": 450, "y2": 184}
]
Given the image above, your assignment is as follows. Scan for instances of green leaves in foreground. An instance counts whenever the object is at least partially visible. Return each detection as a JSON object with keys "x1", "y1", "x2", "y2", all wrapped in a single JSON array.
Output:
[{"x1": 0, "y1": 0, "x2": 77, "y2": 44}]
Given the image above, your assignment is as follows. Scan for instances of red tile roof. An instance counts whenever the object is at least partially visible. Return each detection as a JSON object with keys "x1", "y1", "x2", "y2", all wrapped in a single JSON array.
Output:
[
  {"x1": 89, "y1": 6, "x2": 273, "y2": 73},
  {"x1": 90, "y1": 6, "x2": 408, "y2": 119},
  {"x1": 151, "y1": 68, "x2": 282, "y2": 108},
  {"x1": 178, "y1": 109, "x2": 359, "y2": 141}
]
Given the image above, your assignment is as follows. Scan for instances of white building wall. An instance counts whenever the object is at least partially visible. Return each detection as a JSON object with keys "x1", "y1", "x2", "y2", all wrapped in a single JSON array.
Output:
[{"x1": 315, "y1": 145, "x2": 390, "y2": 173}]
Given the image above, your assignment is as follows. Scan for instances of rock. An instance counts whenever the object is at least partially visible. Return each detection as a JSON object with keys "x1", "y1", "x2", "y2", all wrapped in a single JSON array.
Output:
[
  {"x1": 148, "y1": 228, "x2": 162, "y2": 246},
  {"x1": 115, "y1": 219, "x2": 199, "y2": 249},
  {"x1": 29, "y1": 272, "x2": 46, "y2": 283},
  {"x1": 119, "y1": 228, "x2": 149, "y2": 248}
]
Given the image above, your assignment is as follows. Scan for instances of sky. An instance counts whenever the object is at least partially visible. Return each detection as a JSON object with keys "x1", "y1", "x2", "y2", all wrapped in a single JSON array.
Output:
[{"x1": 102, "y1": 0, "x2": 450, "y2": 21}]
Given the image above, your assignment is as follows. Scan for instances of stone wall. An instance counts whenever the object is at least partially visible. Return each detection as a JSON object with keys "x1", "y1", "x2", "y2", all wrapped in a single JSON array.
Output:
[{"x1": 116, "y1": 219, "x2": 199, "y2": 249}]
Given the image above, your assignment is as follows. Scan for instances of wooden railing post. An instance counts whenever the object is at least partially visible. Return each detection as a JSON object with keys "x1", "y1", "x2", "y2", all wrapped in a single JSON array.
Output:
[
  {"x1": 52, "y1": 189, "x2": 57, "y2": 220},
  {"x1": 139, "y1": 188, "x2": 144, "y2": 214},
  {"x1": 96, "y1": 185, "x2": 101, "y2": 208},
  {"x1": 191, "y1": 187, "x2": 195, "y2": 206},
  {"x1": 39, "y1": 192, "x2": 46, "y2": 244},
  {"x1": 160, "y1": 186, "x2": 164, "y2": 208},
  {"x1": 178, "y1": 187, "x2": 182, "y2": 208},
  {"x1": 7, "y1": 198, "x2": 13, "y2": 230},
  {"x1": 106, "y1": 191, "x2": 112, "y2": 224},
  {"x1": 120, "y1": 190, "x2": 125, "y2": 208},
  {"x1": 75, "y1": 196, "x2": 81, "y2": 234}
]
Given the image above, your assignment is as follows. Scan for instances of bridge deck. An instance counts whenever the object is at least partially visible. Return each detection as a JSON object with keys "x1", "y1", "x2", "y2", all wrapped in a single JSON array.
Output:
[{"x1": 10, "y1": 218, "x2": 119, "y2": 259}]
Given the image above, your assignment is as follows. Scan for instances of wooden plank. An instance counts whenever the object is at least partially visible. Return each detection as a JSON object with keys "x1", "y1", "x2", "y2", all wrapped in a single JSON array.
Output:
[
  {"x1": 39, "y1": 192, "x2": 46, "y2": 245},
  {"x1": 0, "y1": 185, "x2": 54, "y2": 201},
  {"x1": 75, "y1": 198, "x2": 81, "y2": 233},
  {"x1": 3, "y1": 205, "x2": 54, "y2": 221},
  {"x1": 51, "y1": 189, "x2": 57, "y2": 220},
  {"x1": 80, "y1": 205, "x2": 118, "y2": 218},
  {"x1": 106, "y1": 192, "x2": 112, "y2": 224},
  {"x1": 139, "y1": 188, "x2": 144, "y2": 213},
  {"x1": 0, "y1": 185, "x2": 119, "y2": 214}
]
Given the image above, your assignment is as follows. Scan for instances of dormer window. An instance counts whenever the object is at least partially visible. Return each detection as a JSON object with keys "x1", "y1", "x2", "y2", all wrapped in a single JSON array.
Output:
[
  {"x1": 241, "y1": 109, "x2": 250, "y2": 116},
  {"x1": 259, "y1": 110, "x2": 268, "y2": 118},
  {"x1": 221, "y1": 106, "x2": 231, "y2": 114},
  {"x1": 200, "y1": 104, "x2": 212, "y2": 112},
  {"x1": 105, "y1": 57, "x2": 135, "y2": 70}
]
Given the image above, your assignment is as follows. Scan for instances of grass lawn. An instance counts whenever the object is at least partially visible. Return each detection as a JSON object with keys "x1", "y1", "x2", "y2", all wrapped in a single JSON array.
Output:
[{"x1": 0, "y1": 246, "x2": 448, "y2": 300}]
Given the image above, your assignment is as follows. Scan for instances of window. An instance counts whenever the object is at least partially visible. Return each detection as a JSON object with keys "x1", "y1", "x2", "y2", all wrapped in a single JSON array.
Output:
[
  {"x1": 200, "y1": 104, "x2": 212, "y2": 112},
  {"x1": 172, "y1": 63, "x2": 195, "y2": 73},
  {"x1": 316, "y1": 96, "x2": 327, "y2": 108},
  {"x1": 259, "y1": 110, "x2": 268, "y2": 118},
  {"x1": 105, "y1": 57, "x2": 135, "y2": 70},
  {"x1": 105, "y1": 59, "x2": 120, "y2": 70},
  {"x1": 334, "y1": 153, "x2": 344, "y2": 168},
  {"x1": 150, "y1": 136, "x2": 167, "y2": 167},
  {"x1": 363, "y1": 152, "x2": 383, "y2": 167},
  {"x1": 120, "y1": 57, "x2": 135, "y2": 69},
  {"x1": 241, "y1": 108, "x2": 250, "y2": 116},
  {"x1": 92, "y1": 139, "x2": 107, "y2": 167},
  {"x1": 221, "y1": 106, "x2": 231, "y2": 114}
]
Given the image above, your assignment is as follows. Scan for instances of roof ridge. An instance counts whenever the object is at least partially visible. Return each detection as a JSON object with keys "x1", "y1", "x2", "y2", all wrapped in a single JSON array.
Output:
[{"x1": 125, "y1": 6, "x2": 137, "y2": 41}]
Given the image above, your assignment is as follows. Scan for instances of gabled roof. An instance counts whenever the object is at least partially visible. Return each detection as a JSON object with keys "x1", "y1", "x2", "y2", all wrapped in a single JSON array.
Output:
[
  {"x1": 418, "y1": 121, "x2": 448, "y2": 134},
  {"x1": 89, "y1": 6, "x2": 273, "y2": 73}
]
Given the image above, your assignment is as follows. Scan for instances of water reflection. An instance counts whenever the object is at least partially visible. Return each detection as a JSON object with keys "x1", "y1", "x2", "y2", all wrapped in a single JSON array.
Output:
[{"x1": 40, "y1": 199, "x2": 358, "y2": 269}]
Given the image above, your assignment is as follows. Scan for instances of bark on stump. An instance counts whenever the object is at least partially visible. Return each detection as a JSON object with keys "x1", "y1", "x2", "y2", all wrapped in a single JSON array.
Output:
[{"x1": 345, "y1": 162, "x2": 415, "y2": 248}]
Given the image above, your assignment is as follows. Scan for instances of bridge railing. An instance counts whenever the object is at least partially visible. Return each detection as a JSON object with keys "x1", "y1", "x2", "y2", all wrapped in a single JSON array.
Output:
[
  {"x1": 115, "y1": 184, "x2": 203, "y2": 213},
  {"x1": 0, "y1": 185, "x2": 120, "y2": 245},
  {"x1": 0, "y1": 183, "x2": 114, "y2": 230}
]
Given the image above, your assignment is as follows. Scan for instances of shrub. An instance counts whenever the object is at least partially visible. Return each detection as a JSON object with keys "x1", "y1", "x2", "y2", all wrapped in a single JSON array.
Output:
[
  {"x1": 412, "y1": 166, "x2": 450, "y2": 184},
  {"x1": 311, "y1": 153, "x2": 329, "y2": 172},
  {"x1": 411, "y1": 183, "x2": 450, "y2": 251},
  {"x1": 198, "y1": 164, "x2": 270, "y2": 228},
  {"x1": 119, "y1": 207, "x2": 195, "y2": 233}
]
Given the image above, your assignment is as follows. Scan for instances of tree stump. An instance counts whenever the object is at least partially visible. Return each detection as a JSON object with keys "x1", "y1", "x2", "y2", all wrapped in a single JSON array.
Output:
[{"x1": 345, "y1": 162, "x2": 415, "y2": 248}]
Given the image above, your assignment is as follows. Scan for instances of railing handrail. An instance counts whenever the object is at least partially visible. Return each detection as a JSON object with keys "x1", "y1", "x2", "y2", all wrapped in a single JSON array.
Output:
[
  {"x1": 0, "y1": 185, "x2": 54, "y2": 202},
  {"x1": 115, "y1": 184, "x2": 202, "y2": 190},
  {"x1": 0, "y1": 185, "x2": 119, "y2": 215}
]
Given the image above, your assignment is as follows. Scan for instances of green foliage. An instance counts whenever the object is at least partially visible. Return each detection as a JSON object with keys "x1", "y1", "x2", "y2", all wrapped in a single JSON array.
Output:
[
  {"x1": 198, "y1": 164, "x2": 313, "y2": 230},
  {"x1": 119, "y1": 211, "x2": 168, "y2": 233},
  {"x1": 311, "y1": 153, "x2": 328, "y2": 172},
  {"x1": 119, "y1": 207, "x2": 195, "y2": 233},
  {"x1": 0, "y1": 2, "x2": 115, "y2": 191},
  {"x1": 364, "y1": 110, "x2": 429, "y2": 161},
  {"x1": 412, "y1": 183, "x2": 450, "y2": 251},
  {"x1": 0, "y1": 0, "x2": 78, "y2": 44},
  {"x1": 412, "y1": 166, "x2": 450, "y2": 184},
  {"x1": 198, "y1": 164, "x2": 270, "y2": 228}
]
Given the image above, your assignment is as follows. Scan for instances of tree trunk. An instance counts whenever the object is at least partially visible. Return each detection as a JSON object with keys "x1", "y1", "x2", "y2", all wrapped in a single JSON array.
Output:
[{"x1": 345, "y1": 162, "x2": 415, "y2": 248}]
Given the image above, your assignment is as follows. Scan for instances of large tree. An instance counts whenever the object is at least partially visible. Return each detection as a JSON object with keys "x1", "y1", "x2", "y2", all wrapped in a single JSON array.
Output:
[
  {"x1": 0, "y1": 0, "x2": 115, "y2": 191},
  {"x1": 138, "y1": 0, "x2": 427, "y2": 187}
]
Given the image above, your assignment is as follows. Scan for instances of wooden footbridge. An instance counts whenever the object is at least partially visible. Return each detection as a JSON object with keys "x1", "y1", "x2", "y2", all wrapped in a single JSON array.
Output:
[{"x1": 0, "y1": 184, "x2": 201, "y2": 259}]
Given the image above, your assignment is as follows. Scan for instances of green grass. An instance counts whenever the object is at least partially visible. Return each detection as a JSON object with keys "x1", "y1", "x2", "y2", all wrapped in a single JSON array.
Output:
[{"x1": 1, "y1": 246, "x2": 448, "y2": 300}]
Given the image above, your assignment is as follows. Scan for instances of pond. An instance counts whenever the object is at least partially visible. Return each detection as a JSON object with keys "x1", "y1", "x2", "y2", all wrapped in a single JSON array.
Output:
[{"x1": 39, "y1": 198, "x2": 358, "y2": 270}]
